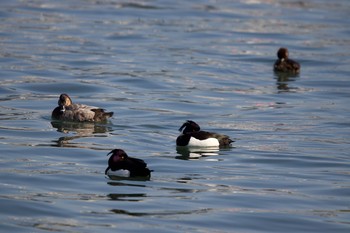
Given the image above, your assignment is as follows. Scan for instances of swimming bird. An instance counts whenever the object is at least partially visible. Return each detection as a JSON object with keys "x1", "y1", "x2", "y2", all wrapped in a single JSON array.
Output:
[
  {"x1": 273, "y1": 47, "x2": 300, "y2": 73},
  {"x1": 176, "y1": 120, "x2": 233, "y2": 147},
  {"x1": 105, "y1": 149, "x2": 152, "y2": 178},
  {"x1": 51, "y1": 93, "x2": 113, "y2": 122}
]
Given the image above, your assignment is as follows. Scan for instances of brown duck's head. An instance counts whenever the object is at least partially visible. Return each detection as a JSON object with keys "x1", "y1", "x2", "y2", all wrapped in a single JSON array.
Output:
[
  {"x1": 277, "y1": 47, "x2": 289, "y2": 60},
  {"x1": 107, "y1": 149, "x2": 128, "y2": 162},
  {"x1": 58, "y1": 93, "x2": 73, "y2": 106},
  {"x1": 178, "y1": 120, "x2": 201, "y2": 134}
]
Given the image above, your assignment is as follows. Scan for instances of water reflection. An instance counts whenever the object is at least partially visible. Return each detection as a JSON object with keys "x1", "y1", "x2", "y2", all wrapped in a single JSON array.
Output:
[
  {"x1": 106, "y1": 175, "x2": 151, "y2": 182},
  {"x1": 51, "y1": 120, "x2": 112, "y2": 134},
  {"x1": 50, "y1": 120, "x2": 113, "y2": 148},
  {"x1": 107, "y1": 193, "x2": 146, "y2": 202},
  {"x1": 176, "y1": 146, "x2": 220, "y2": 160},
  {"x1": 109, "y1": 208, "x2": 212, "y2": 217},
  {"x1": 274, "y1": 72, "x2": 299, "y2": 92},
  {"x1": 51, "y1": 135, "x2": 91, "y2": 148},
  {"x1": 107, "y1": 181, "x2": 148, "y2": 187},
  {"x1": 110, "y1": 209, "x2": 148, "y2": 216},
  {"x1": 159, "y1": 183, "x2": 204, "y2": 194}
]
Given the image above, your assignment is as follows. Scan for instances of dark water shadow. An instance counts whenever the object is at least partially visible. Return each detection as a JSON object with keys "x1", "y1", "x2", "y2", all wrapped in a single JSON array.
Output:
[
  {"x1": 106, "y1": 175, "x2": 151, "y2": 182},
  {"x1": 106, "y1": 181, "x2": 147, "y2": 188},
  {"x1": 107, "y1": 193, "x2": 147, "y2": 202},
  {"x1": 109, "y1": 208, "x2": 212, "y2": 217},
  {"x1": 274, "y1": 72, "x2": 300, "y2": 92}
]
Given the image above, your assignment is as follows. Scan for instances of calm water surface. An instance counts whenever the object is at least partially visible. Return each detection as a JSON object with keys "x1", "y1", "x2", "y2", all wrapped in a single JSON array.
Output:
[{"x1": 1, "y1": 0, "x2": 350, "y2": 232}]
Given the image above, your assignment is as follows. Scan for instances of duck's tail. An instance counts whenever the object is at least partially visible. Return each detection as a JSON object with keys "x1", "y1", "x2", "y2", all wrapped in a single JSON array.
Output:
[
  {"x1": 104, "y1": 112, "x2": 114, "y2": 118},
  {"x1": 219, "y1": 137, "x2": 234, "y2": 146},
  {"x1": 92, "y1": 109, "x2": 114, "y2": 121}
]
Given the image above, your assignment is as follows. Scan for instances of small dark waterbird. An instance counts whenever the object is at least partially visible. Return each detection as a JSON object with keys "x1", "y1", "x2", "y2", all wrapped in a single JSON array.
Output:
[
  {"x1": 105, "y1": 149, "x2": 152, "y2": 178},
  {"x1": 273, "y1": 47, "x2": 300, "y2": 74}
]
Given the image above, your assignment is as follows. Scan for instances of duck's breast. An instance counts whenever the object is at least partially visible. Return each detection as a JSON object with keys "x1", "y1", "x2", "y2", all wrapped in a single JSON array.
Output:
[{"x1": 106, "y1": 169, "x2": 130, "y2": 177}]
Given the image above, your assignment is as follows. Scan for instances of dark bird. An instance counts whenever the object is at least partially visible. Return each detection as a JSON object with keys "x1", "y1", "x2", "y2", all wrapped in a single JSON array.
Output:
[
  {"x1": 274, "y1": 47, "x2": 300, "y2": 74},
  {"x1": 52, "y1": 93, "x2": 113, "y2": 122},
  {"x1": 105, "y1": 149, "x2": 152, "y2": 178},
  {"x1": 176, "y1": 120, "x2": 233, "y2": 147}
]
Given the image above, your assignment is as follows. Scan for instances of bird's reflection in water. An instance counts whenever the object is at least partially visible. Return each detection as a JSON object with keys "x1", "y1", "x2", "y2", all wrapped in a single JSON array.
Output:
[
  {"x1": 176, "y1": 146, "x2": 221, "y2": 160},
  {"x1": 51, "y1": 120, "x2": 111, "y2": 134},
  {"x1": 109, "y1": 207, "x2": 212, "y2": 216},
  {"x1": 106, "y1": 175, "x2": 151, "y2": 182},
  {"x1": 51, "y1": 120, "x2": 113, "y2": 148},
  {"x1": 107, "y1": 181, "x2": 148, "y2": 187},
  {"x1": 110, "y1": 209, "x2": 148, "y2": 216},
  {"x1": 107, "y1": 193, "x2": 147, "y2": 202},
  {"x1": 274, "y1": 72, "x2": 299, "y2": 92}
]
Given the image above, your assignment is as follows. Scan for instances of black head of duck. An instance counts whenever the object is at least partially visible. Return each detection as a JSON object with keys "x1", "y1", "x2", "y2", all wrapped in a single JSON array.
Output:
[
  {"x1": 178, "y1": 120, "x2": 201, "y2": 134},
  {"x1": 177, "y1": 120, "x2": 233, "y2": 147},
  {"x1": 105, "y1": 149, "x2": 152, "y2": 178},
  {"x1": 274, "y1": 47, "x2": 300, "y2": 74},
  {"x1": 51, "y1": 93, "x2": 113, "y2": 122}
]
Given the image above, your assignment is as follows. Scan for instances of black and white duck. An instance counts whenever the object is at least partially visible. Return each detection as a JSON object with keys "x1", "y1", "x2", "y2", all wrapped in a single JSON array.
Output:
[{"x1": 176, "y1": 120, "x2": 233, "y2": 147}]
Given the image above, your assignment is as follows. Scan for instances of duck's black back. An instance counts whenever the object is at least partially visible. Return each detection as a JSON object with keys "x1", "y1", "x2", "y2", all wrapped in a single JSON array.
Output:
[
  {"x1": 108, "y1": 156, "x2": 151, "y2": 177},
  {"x1": 274, "y1": 58, "x2": 300, "y2": 73}
]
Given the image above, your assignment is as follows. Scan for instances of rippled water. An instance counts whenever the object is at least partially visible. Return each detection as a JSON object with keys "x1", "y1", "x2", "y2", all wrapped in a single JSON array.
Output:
[{"x1": 1, "y1": 0, "x2": 350, "y2": 232}]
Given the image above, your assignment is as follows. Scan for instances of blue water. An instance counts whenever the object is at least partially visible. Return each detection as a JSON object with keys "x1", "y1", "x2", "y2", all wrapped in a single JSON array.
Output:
[{"x1": 1, "y1": 0, "x2": 350, "y2": 232}]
